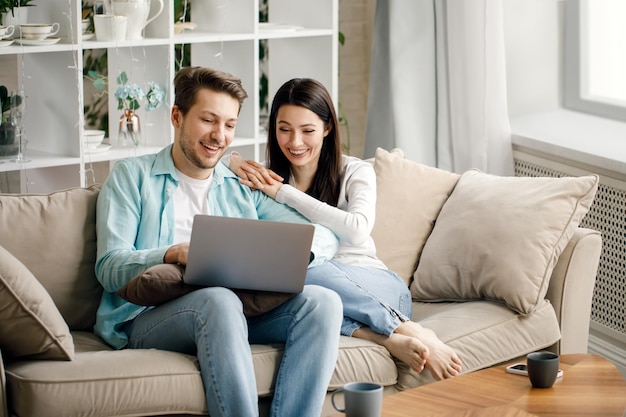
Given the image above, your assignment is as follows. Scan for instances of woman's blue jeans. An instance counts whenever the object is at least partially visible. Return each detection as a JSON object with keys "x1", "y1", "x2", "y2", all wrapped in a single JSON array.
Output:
[
  {"x1": 125, "y1": 285, "x2": 342, "y2": 417},
  {"x1": 306, "y1": 260, "x2": 412, "y2": 337}
]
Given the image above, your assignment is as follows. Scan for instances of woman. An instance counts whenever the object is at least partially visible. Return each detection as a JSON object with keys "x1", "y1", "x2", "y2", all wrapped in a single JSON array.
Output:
[{"x1": 230, "y1": 78, "x2": 462, "y2": 380}]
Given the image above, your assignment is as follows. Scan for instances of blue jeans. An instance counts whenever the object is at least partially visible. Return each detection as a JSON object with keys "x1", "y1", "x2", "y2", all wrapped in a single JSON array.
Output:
[
  {"x1": 125, "y1": 285, "x2": 342, "y2": 417},
  {"x1": 306, "y1": 260, "x2": 412, "y2": 337}
]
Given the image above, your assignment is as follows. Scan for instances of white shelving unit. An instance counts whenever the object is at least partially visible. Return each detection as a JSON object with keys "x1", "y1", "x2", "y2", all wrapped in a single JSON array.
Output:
[{"x1": 0, "y1": 0, "x2": 338, "y2": 193}]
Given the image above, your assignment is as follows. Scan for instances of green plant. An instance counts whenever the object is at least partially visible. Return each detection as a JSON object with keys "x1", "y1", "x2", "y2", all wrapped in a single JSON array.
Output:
[
  {"x1": 0, "y1": 0, "x2": 36, "y2": 16},
  {"x1": 83, "y1": 49, "x2": 108, "y2": 135},
  {"x1": 0, "y1": 86, "x2": 22, "y2": 124},
  {"x1": 0, "y1": 0, "x2": 36, "y2": 25},
  {"x1": 259, "y1": 0, "x2": 268, "y2": 115},
  {"x1": 337, "y1": 31, "x2": 351, "y2": 154},
  {"x1": 174, "y1": 0, "x2": 191, "y2": 70},
  {"x1": 81, "y1": 0, "x2": 92, "y2": 19}
]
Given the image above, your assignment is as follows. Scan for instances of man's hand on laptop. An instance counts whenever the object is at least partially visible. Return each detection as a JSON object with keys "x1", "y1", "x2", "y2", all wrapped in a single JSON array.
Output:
[{"x1": 164, "y1": 242, "x2": 190, "y2": 265}]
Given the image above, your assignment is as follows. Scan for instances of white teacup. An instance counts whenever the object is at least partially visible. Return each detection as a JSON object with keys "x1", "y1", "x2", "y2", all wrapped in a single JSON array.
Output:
[
  {"x1": 20, "y1": 23, "x2": 60, "y2": 40},
  {"x1": 0, "y1": 25, "x2": 15, "y2": 39},
  {"x1": 94, "y1": 15, "x2": 127, "y2": 42},
  {"x1": 84, "y1": 130, "x2": 105, "y2": 145},
  {"x1": 82, "y1": 19, "x2": 90, "y2": 34}
]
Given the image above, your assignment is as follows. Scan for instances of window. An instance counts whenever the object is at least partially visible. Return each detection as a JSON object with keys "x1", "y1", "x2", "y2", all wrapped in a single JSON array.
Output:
[{"x1": 564, "y1": 0, "x2": 626, "y2": 122}]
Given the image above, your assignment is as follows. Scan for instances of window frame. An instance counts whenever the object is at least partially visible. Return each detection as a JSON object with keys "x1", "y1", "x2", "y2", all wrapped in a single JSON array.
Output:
[{"x1": 563, "y1": 0, "x2": 626, "y2": 122}]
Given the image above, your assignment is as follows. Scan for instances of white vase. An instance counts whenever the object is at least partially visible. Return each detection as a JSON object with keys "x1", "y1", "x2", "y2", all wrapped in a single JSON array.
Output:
[
  {"x1": 2, "y1": 7, "x2": 29, "y2": 29},
  {"x1": 118, "y1": 109, "x2": 141, "y2": 147}
]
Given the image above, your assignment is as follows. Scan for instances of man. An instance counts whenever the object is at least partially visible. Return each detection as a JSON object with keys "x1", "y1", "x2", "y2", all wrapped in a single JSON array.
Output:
[{"x1": 94, "y1": 66, "x2": 343, "y2": 417}]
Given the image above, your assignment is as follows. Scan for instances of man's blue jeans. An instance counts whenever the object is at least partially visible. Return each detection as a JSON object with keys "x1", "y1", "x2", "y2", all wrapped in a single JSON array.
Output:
[
  {"x1": 306, "y1": 260, "x2": 412, "y2": 337},
  {"x1": 125, "y1": 285, "x2": 342, "y2": 417}
]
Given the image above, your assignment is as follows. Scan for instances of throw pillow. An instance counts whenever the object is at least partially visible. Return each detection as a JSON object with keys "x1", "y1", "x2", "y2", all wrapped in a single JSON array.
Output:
[
  {"x1": 0, "y1": 185, "x2": 102, "y2": 331},
  {"x1": 115, "y1": 264, "x2": 200, "y2": 306},
  {"x1": 411, "y1": 169, "x2": 599, "y2": 314},
  {"x1": 117, "y1": 264, "x2": 296, "y2": 317},
  {"x1": 0, "y1": 245, "x2": 74, "y2": 360},
  {"x1": 371, "y1": 148, "x2": 461, "y2": 285}
]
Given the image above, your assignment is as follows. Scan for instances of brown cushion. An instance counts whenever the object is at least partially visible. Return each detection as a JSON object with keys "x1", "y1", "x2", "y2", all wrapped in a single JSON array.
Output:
[
  {"x1": 115, "y1": 264, "x2": 200, "y2": 305},
  {"x1": 0, "y1": 186, "x2": 102, "y2": 331},
  {"x1": 0, "y1": 245, "x2": 74, "y2": 360},
  {"x1": 411, "y1": 170, "x2": 599, "y2": 314},
  {"x1": 371, "y1": 148, "x2": 460, "y2": 285},
  {"x1": 117, "y1": 264, "x2": 296, "y2": 317}
]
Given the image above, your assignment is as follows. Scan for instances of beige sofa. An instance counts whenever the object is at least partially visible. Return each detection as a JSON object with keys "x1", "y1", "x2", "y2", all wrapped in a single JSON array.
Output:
[{"x1": 0, "y1": 148, "x2": 602, "y2": 417}]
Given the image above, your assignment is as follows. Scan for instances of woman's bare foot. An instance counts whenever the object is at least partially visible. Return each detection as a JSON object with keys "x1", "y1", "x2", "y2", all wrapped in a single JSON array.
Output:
[
  {"x1": 395, "y1": 321, "x2": 462, "y2": 380},
  {"x1": 352, "y1": 328, "x2": 428, "y2": 373},
  {"x1": 381, "y1": 332, "x2": 428, "y2": 373}
]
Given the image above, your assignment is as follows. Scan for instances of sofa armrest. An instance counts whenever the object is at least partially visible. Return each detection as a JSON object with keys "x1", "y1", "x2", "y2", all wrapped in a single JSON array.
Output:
[
  {"x1": 546, "y1": 227, "x2": 602, "y2": 354},
  {"x1": 0, "y1": 350, "x2": 7, "y2": 417}
]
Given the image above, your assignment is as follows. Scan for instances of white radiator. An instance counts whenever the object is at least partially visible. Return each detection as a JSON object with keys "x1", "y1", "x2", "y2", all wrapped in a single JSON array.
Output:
[{"x1": 514, "y1": 149, "x2": 626, "y2": 376}]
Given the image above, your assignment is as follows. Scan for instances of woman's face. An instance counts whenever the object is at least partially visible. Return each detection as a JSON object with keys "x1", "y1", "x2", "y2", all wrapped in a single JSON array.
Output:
[{"x1": 275, "y1": 104, "x2": 329, "y2": 169}]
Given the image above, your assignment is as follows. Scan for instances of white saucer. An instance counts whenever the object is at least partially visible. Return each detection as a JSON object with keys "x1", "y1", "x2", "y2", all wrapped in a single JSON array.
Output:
[
  {"x1": 14, "y1": 37, "x2": 61, "y2": 46},
  {"x1": 82, "y1": 33, "x2": 94, "y2": 41},
  {"x1": 0, "y1": 39, "x2": 14, "y2": 47},
  {"x1": 85, "y1": 143, "x2": 112, "y2": 154}
]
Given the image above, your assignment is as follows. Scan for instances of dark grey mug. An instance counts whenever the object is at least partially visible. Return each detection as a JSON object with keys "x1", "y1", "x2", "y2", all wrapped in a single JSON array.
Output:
[
  {"x1": 527, "y1": 351, "x2": 559, "y2": 388},
  {"x1": 331, "y1": 382, "x2": 383, "y2": 417}
]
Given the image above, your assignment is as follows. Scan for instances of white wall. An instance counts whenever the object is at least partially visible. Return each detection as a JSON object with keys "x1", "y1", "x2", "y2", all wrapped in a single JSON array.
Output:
[{"x1": 503, "y1": 0, "x2": 563, "y2": 117}]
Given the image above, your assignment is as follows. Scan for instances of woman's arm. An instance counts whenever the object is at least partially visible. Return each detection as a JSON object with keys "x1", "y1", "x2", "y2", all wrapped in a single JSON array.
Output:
[{"x1": 276, "y1": 161, "x2": 377, "y2": 245}]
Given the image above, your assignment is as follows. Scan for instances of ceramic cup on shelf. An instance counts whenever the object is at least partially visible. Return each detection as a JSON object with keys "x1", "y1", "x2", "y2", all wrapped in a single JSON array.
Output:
[
  {"x1": 94, "y1": 15, "x2": 127, "y2": 42},
  {"x1": 84, "y1": 130, "x2": 105, "y2": 144},
  {"x1": 111, "y1": 0, "x2": 164, "y2": 41},
  {"x1": 0, "y1": 25, "x2": 15, "y2": 39},
  {"x1": 19, "y1": 23, "x2": 60, "y2": 40}
]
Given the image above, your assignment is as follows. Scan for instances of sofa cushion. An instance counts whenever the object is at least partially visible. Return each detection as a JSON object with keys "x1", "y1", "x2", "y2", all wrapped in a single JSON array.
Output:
[
  {"x1": 371, "y1": 148, "x2": 460, "y2": 285},
  {"x1": 0, "y1": 186, "x2": 102, "y2": 331},
  {"x1": 411, "y1": 170, "x2": 599, "y2": 314},
  {"x1": 5, "y1": 331, "x2": 398, "y2": 417},
  {"x1": 329, "y1": 337, "x2": 398, "y2": 390},
  {"x1": 397, "y1": 299, "x2": 561, "y2": 389},
  {"x1": 0, "y1": 245, "x2": 74, "y2": 360}
]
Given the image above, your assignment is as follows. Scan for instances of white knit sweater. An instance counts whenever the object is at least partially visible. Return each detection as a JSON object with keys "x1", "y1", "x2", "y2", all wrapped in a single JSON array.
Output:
[{"x1": 276, "y1": 155, "x2": 387, "y2": 269}]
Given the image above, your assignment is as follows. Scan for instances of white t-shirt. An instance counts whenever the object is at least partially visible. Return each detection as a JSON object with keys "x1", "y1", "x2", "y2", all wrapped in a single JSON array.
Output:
[{"x1": 173, "y1": 169, "x2": 212, "y2": 244}]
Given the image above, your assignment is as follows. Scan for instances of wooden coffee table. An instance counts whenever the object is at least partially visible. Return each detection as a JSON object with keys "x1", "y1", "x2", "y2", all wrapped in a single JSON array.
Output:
[{"x1": 332, "y1": 354, "x2": 626, "y2": 417}]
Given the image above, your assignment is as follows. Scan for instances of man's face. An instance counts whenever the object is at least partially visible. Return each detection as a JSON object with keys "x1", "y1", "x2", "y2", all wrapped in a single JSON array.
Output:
[{"x1": 171, "y1": 88, "x2": 240, "y2": 179}]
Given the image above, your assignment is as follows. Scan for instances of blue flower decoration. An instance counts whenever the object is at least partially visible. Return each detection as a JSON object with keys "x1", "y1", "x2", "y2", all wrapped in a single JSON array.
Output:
[{"x1": 114, "y1": 72, "x2": 165, "y2": 112}]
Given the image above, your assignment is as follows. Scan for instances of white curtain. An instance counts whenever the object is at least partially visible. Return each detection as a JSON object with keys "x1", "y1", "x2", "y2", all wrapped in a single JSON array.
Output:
[{"x1": 364, "y1": 0, "x2": 514, "y2": 176}]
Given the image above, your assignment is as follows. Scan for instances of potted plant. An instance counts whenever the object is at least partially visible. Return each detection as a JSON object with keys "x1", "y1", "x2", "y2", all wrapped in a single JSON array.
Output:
[
  {"x1": 0, "y1": 0, "x2": 36, "y2": 26},
  {"x1": 83, "y1": 70, "x2": 165, "y2": 147},
  {"x1": 0, "y1": 86, "x2": 22, "y2": 158}
]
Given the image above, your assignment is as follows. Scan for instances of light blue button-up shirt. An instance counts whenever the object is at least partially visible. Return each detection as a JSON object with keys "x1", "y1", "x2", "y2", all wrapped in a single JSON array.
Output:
[{"x1": 94, "y1": 145, "x2": 338, "y2": 349}]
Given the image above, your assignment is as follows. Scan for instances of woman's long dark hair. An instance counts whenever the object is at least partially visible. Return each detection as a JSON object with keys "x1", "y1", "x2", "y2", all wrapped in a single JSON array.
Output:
[{"x1": 266, "y1": 78, "x2": 343, "y2": 207}]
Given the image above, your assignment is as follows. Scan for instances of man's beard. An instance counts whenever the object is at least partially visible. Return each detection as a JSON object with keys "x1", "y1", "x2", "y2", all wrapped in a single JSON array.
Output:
[{"x1": 178, "y1": 127, "x2": 222, "y2": 170}]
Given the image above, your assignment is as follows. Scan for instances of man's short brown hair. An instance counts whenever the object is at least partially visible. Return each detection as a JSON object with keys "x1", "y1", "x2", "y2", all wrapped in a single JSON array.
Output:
[{"x1": 173, "y1": 67, "x2": 248, "y2": 115}]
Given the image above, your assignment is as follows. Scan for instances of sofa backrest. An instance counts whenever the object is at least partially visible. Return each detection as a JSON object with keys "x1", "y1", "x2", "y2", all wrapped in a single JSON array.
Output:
[
  {"x1": 368, "y1": 148, "x2": 460, "y2": 286},
  {"x1": 0, "y1": 186, "x2": 102, "y2": 331}
]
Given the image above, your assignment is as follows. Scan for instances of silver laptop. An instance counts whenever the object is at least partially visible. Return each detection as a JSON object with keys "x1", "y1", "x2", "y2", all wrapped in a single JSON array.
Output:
[{"x1": 184, "y1": 215, "x2": 315, "y2": 293}]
